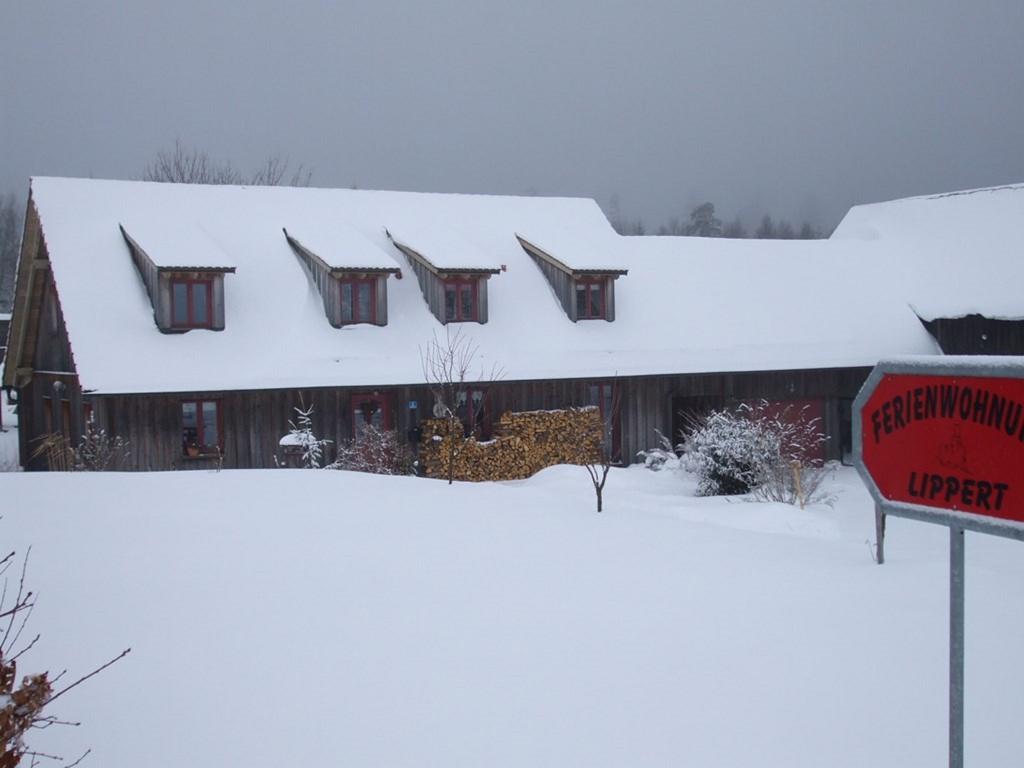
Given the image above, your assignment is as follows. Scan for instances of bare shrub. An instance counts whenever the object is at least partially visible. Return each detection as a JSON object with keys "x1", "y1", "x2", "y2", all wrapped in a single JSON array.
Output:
[
  {"x1": 0, "y1": 545, "x2": 130, "y2": 766},
  {"x1": 329, "y1": 424, "x2": 413, "y2": 475}
]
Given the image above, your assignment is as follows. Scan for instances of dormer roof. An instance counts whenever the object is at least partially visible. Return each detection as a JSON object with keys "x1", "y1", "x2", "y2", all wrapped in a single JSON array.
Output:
[
  {"x1": 283, "y1": 226, "x2": 401, "y2": 275},
  {"x1": 516, "y1": 235, "x2": 627, "y2": 278},
  {"x1": 119, "y1": 219, "x2": 237, "y2": 273},
  {"x1": 387, "y1": 226, "x2": 502, "y2": 276}
]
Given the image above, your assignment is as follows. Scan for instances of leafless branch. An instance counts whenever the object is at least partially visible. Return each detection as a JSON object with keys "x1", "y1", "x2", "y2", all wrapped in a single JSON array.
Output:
[
  {"x1": 144, "y1": 140, "x2": 311, "y2": 187},
  {"x1": 45, "y1": 649, "x2": 131, "y2": 707}
]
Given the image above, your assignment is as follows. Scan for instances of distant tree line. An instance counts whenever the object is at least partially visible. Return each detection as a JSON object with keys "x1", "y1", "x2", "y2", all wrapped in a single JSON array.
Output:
[
  {"x1": 143, "y1": 139, "x2": 312, "y2": 187},
  {"x1": 608, "y1": 199, "x2": 827, "y2": 240},
  {"x1": 0, "y1": 194, "x2": 22, "y2": 313}
]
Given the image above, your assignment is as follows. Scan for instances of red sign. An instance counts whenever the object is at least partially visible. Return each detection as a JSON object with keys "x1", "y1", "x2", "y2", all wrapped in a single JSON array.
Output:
[{"x1": 860, "y1": 373, "x2": 1024, "y2": 524}]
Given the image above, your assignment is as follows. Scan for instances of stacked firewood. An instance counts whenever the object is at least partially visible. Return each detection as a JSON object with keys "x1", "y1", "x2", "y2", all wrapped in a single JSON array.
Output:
[{"x1": 419, "y1": 407, "x2": 603, "y2": 482}]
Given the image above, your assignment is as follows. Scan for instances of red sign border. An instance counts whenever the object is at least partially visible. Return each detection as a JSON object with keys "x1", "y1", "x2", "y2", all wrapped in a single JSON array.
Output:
[{"x1": 854, "y1": 358, "x2": 1024, "y2": 542}]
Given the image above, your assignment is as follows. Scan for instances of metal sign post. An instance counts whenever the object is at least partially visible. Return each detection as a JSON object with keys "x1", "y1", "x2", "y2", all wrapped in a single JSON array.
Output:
[{"x1": 854, "y1": 358, "x2": 1024, "y2": 768}]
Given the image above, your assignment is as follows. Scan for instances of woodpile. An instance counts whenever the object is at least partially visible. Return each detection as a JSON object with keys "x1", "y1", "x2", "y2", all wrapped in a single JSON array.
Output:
[{"x1": 419, "y1": 407, "x2": 604, "y2": 482}]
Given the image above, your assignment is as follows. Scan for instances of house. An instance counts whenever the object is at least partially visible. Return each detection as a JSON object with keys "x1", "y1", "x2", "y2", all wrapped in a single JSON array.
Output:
[
  {"x1": 832, "y1": 183, "x2": 1024, "y2": 355},
  {"x1": 5, "y1": 176, "x2": 997, "y2": 472}
]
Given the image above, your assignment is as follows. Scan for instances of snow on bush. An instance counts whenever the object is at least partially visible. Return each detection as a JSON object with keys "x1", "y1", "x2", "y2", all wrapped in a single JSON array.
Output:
[
  {"x1": 329, "y1": 424, "x2": 413, "y2": 476},
  {"x1": 681, "y1": 401, "x2": 831, "y2": 505},
  {"x1": 74, "y1": 417, "x2": 130, "y2": 471},
  {"x1": 636, "y1": 430, "x2": 682, "y2": 471},
  {"x1": 280, "y1": 403, "x2": 332, "y2": 469}
]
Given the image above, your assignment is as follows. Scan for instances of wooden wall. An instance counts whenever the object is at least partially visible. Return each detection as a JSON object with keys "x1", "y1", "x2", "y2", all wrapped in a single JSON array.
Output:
[
  {"x1": 63, "y1": 366, "x2": 870, "y2": 472},
  {"x1": 923, "y1": 315, "x2": 1024, "y2": 355}
]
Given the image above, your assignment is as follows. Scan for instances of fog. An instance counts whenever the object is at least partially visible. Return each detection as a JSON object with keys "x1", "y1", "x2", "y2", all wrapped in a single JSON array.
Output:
[{"x1": 2, "y1": 1, "x2": 1022, "y2": 231}]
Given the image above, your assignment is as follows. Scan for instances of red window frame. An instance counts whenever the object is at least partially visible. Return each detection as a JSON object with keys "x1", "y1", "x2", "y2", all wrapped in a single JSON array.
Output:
[
  {"x1": 171, "y1": 278, "x2": 214, "y2": 328},
  {"x1": 443, "y1": 279, "x2": 478, "y2": 322},
  {"x1": 575, "y1": 278, "x2": 606, "y2": 320},
  {"x1": 339, "y1": 278, "x2": 377, "y2": 325},
  {"x1": 350, "y1": 393, "x2": 391, "y2": 438},
  {"x1": 181, "y1": 399, "x2": 222, "y2": 457}
]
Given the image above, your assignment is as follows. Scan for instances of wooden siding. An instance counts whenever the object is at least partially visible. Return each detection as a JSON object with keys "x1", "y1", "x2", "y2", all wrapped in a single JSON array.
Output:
[
  {"x1": 527, "y1": 248, "x2": 577, "y2": 319},
  {"x1": 3, "y1": 198, "x2": 46, "y2": 388},
  {"x1": 57, "y1": 366, "x2": 870, "y2": 472},
  {"x1": 121, "y1": 227, "x2": 161, "y2": 317},
  {"x1": 923, "y1": 315, "x2": 1024, "y2": 355}
]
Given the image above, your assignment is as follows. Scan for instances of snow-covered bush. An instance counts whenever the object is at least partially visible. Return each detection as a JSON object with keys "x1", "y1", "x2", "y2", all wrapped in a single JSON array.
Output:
[
  {"x1": 683, "y1": 408, "x2": 776, "y2": 495},
  {"x1": 636, "y1": 430, "x2": 682, "y2": 471},
  {"x1": 74, "y1": 417, "x2": 130, "y2": 471},
  {"x1": 682, "y1": 401, "x2": 830, "y2": 505},
  {"x1": 329, "y1": 424, "x2": 413, "y2": 476},
  {"x1": 280, "y1": 403, "x2": 332, "y2": 469}
]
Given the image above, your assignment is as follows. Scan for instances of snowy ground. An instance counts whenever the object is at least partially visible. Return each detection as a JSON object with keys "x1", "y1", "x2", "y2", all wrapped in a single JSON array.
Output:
[{"x1": 2, "y1": 465, "x2": 1023, "y2": 767}]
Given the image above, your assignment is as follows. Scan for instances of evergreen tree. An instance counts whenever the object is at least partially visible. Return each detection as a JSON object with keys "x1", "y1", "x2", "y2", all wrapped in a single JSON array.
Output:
[
  {"x1": 755, "y1": 214, "x2": 776, "y2": 239},
  {"x1": 684, "y1": 202, "x2": 723, "y2": 237}
]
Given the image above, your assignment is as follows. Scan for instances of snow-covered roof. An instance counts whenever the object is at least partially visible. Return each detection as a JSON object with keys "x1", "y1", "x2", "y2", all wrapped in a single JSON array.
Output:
[
  {"x1": 515, "y1": 226, "x2": 628, "y2": 274},
  {"x1": 283, "y1": 221, "x2": 398, "y2": 273},
  {"x1": 28, "y1": 176, "x2": 938, "y2": 395},
  {"x1": 832, "y1": 183, "x2": 1024, "y2": 321},
  {"x1": 120, "y1": 216, "x2": 236, "y2": 271}
]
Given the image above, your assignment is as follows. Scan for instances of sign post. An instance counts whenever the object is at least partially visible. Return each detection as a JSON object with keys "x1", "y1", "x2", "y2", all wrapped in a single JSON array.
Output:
[{"x1": 853, "y1": 358, "x2": 1024, "y2": 768}]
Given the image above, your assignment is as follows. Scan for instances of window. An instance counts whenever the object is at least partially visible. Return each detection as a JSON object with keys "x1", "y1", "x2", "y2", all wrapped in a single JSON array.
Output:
[
  {"x1": 339, "y1": 278, "x2": 376, "y2": 324},
  {"x1": 575, "y1": 279, "x2": 606, "y2": 319},
  {"x1": 171, "y1": 279, "x2": 213, "y2": 328},
  {"x1": 351, "y1": 394, "x2": 390, "y2": 439},
  {"x1": 443, "y1": 279, "x2": 477, "y2": 322},
  {"x1": 456, "y1": 387, "x2": 489, "y2": 439},
  {"x1": 182, "y1": 400, "x2": 221, "y2": 456}
]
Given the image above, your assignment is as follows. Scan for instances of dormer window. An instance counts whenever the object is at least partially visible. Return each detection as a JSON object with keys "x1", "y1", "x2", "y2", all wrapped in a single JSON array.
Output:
[
  {"x1": 444, "y1": 279, "x2": 478, "y2": 322},
  {"x1": 516, "y1": 235, "x2": 626, "y2": 323},
  {"x1": 120, "y1": 225, "x2": 234, "y2": 333},
  {"x1": 340, "y1": 278, "x2": 377, "y2": 324},
  {"x1": 283, "y1": 229, "x2": 399, "y2": 328},
  {"x1": 172, "y1": 278, "x2": 214, "y2": 328},
  {"x1": 575, "y1": 278, "x2": 606, "y2": 320},
  {"x1": 387, "y1": 232, "x2": 498, "y2": 325}
]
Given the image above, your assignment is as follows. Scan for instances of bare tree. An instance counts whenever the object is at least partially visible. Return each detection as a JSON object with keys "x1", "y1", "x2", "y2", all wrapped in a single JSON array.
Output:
[
  {"x1": 0, "y1": 194, "x2": 22, "y2": 314},
  {"x1": 143, "y1": 140, "x2": 311, "y2": 186},
  {"x1": 0, "y1": 545, "x2": 130, "y2": 767},
  {"x1": 582, "y1": 384, "x2": 621, "y2": 512},
  {"x1": 723, "y1": 216, "x2": 747, "y2": 239},
  {"x1": 420, "y1": 327, "x2": 503, "y2": 484}
]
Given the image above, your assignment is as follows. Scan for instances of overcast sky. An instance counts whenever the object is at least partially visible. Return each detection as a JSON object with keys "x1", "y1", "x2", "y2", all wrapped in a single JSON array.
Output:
[{"x1": 2, "y1": 1, "x2": 1022, "y2": 231}]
